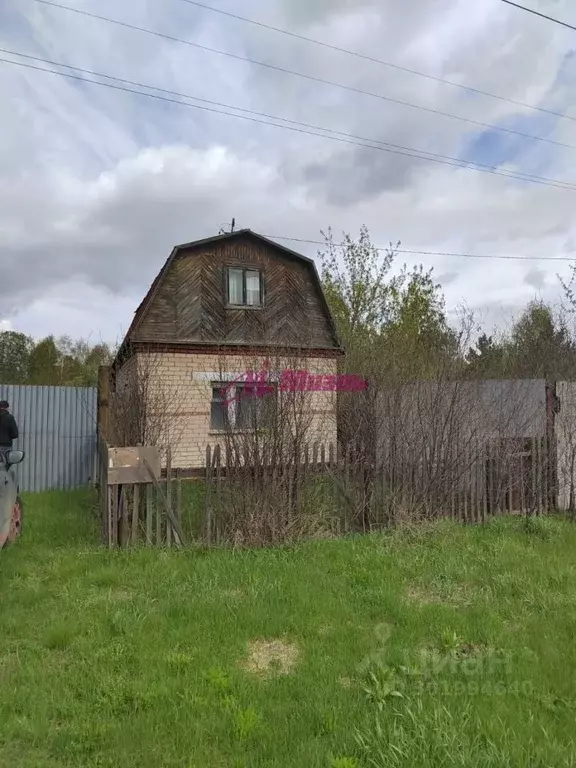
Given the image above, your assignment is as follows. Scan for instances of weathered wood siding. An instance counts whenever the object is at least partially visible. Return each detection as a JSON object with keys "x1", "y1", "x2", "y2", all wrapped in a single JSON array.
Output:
[{"x1": 132, "y1": 234, "x2": 337, "y2": 348}]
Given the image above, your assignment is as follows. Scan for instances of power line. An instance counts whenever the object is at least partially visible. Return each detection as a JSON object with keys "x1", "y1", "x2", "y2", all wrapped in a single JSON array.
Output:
[
  {"x1": 262, "y1": 234, "x2": 576, "y2": 262},
  {"x1": 178, "y1": 0, "x2": 576, "y2": 124},
  {"x1": 31, "y1": 0, "x2": 576, "y2": 153},
  {"x1": 501, "y1": 0, "x2": 576, "y2": 31},
  {"x1": 3, "y1": 47, "x2": 575, "y2": 191},
  {"x1": 2, "y1": 53, "x2": 576, "y2": 192}
]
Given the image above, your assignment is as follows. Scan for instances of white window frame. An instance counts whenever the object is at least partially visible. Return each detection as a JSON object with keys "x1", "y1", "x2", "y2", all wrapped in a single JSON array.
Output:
[
  {"x1": 209, "y1": 379, "x2": 276, "y2": 431},
  {"x1": 225, "y1": 267, "x2": 263, "y2": 307}
]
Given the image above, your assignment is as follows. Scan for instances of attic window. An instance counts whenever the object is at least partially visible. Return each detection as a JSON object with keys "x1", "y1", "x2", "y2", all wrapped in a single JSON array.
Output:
[{"x1": 227, "y1": 268, "x2": 262, "y2": 307}]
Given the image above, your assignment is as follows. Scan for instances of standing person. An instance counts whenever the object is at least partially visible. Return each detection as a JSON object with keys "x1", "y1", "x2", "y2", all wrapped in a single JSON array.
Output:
[{"x1": 0, "y1": 400, "x2": 18, "y2": 461}]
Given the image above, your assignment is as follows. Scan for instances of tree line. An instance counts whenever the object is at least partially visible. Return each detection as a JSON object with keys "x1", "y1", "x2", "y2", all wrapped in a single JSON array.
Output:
[
  {"x1": 2, "y1": 225, "x2": 576, "y2": 388},
  {"x1": 0, "y1": 333, "x2": 115, "y2": 387},
  {"x1": 319, "y1": 225, "x2": 576, "y2": 383}
]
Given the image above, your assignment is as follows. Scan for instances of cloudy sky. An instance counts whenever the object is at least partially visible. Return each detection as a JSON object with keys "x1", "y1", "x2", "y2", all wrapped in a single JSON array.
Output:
[{"x1": 1, "y1": 0, "x2": 576, "y2": 345}]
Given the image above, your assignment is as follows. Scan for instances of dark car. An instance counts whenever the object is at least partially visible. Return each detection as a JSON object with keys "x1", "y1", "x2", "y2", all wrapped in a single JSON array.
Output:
[{"x1": 0, "y1": 449, "x2": 25, "y2": 549}]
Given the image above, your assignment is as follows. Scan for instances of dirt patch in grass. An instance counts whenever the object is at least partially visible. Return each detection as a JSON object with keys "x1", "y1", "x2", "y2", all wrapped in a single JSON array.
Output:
[
  {"x1": 241, "y1": 639, "x2": 300, "y2": 678},
  {"x1": 407, "y1": 586, "x2": 445, "y2": 605},
  {"x1": 407, "y1": 582, "x2": 474, "y2": 606}
]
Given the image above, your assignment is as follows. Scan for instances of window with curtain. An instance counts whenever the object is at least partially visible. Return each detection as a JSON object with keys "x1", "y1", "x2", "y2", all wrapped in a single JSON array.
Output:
[
  {"x1": 210, "y1": 381, "x2": 276, "y2": 430},
  {"x1": 226, "y1": 267, "x2": 262, "y2": 306},
  {"x1": 210, "y1": 384, "x2": 229, "y2": 431}
]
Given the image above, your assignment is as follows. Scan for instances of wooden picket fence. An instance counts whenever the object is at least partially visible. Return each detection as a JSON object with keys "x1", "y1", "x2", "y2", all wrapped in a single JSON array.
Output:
[
  {"x1": 98, "y1": 439, "x2": 185, "y2": 547},
  {"x1": 203, "y1": 435, "x2": 555, "y2": 546},
  {"x1": 96, "y1": 434, "x2": 555, "y2": 548}
]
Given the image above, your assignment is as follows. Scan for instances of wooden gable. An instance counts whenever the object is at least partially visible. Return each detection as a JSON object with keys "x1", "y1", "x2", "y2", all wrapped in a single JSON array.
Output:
[{"x1": 128, "y1": 231, "x2": 341, "y2": 350}]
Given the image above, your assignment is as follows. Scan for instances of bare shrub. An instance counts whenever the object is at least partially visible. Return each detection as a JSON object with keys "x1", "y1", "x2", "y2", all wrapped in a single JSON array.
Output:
[
  {"x1": 332, "y1": 312, "x2": 551, "y2": 525},
  {"x1": 204, "y1": 348, "x2": 338, "y2": 546},
  {"x1": 109, "y1": 349, "x2": 186, "y2": 457}
]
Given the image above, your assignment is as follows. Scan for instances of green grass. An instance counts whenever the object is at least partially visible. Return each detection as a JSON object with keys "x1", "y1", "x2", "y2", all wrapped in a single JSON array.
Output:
[{"x1": 2, "y1": 492, "x2": 576, "y2": 766}]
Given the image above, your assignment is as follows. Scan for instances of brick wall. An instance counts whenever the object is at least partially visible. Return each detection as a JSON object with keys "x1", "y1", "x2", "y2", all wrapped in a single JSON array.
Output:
[{"x1": 117, "y1": 351, "x2": 338, "y2": 469}]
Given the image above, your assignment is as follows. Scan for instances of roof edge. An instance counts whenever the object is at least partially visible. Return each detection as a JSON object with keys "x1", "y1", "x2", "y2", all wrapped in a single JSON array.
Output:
[{"x1": 112, "y1": 229, "x2": 342, "y2": 369}]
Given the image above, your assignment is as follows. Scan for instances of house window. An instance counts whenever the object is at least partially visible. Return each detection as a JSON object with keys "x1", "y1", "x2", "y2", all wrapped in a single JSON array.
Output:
[
  {"x1": 210, "y1": 385, "x2": 229, "y2": 431},
  {"x1": 210, "y1": 380, "x2": 276, "y2": 430},
  {"x1": 226, "y1": 268, "x2": 262, "y2": 307}
]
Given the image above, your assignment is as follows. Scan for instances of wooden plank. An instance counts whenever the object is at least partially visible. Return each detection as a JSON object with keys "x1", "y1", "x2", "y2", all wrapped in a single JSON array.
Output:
[
  {"x1": 450, "y1": 439, "x2": 456, "y2": 521},
  {"x1": 481, "y1": 440, "x2": 487, "y2": 524},
  {"x1": 141, "y1": 456, "x2": 184, "y2": 546},
  {"x1": 108, "y1": 484, "x2": 114, "y2": 547},
  {"x1": 507, "y1": 448, "x2": 513, "y2": 514},
  {"x1": 467, "y1": 440, "x2": 473, "y2": 523},
  {"x1": 146, "y1": 483, "x2": 153, "y2": 545},
  {"x1": 328, "y1": 442, "x2": 336, "y2": 529},
  {"x1": 463, "y1": 439, "x2": 468, "y2": 524},
  {"x1": 166, "y1": 447, "x2": 173, "y2": 548},
  {"x1": 536, "y1": 439, "x2": 542, "y2": 515},
  {"x1": 488, "y1": 440, "x2": 494, "y2": 518},
  {"x1": 519, "y1": 451, "x2": 526, "y2": 515},
  {"x1": 543, "y1": 437, "x2": 549, "y2": 514},
  {"x1": 214, "y1": 445, "x2": 222, "y2": 544},
  {"x1": 107, "y1": 446, "x2": 161, "y2": 486},
  {"x1": 176, "y1": 470, "x2": 182, "y2": 533},
  {"x1": 131, "y1": 483, "x2": 140, "y2": 544},
  {"x1": 156, "y1": 478, "x2": 162, "y2": 546},
  {"x1": 205, "y1": 445, "x2": 213, "y2": 545},
  {"x1": 118, "y1": 485, "x2": 127, "y2": 547},
  {"x1": 472, "y1": 439, "x2": 478, "y2": 524},
  {"x1": 344, "y1": 443, "x2": 352, "y2": 530},
  {"x1": 531, "y1": 437, "x2": 537, "y2": 517}
]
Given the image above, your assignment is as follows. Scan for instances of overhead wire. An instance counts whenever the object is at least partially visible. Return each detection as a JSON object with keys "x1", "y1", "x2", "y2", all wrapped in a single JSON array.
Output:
[
  {"x1": 177, "y1": 0, "x2": 576, "y2": 124},
  {"x1": 2, "y1": 1, "x2": 573, "y2": 268},
  {"x1": 3, "y1": 46, "x2": 576, "y2": 191},
  {"x1": 30, "y1": 0, "x2": 576, "y2": 153},
  {"x1": 501, "y1": 0, "x2": 576, "y2": 32},
  {"x1": 2, "y1": 52, "x2": 576, "y2": 192},
  {"x1": 261, "y1": 234, "x2": 576, "y2": 262}
]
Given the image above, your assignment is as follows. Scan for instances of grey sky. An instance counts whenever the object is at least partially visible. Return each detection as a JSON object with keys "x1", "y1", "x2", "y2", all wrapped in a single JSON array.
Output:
[{"x1": 1, "y1": 0, "x2": 576, "y2": 344}]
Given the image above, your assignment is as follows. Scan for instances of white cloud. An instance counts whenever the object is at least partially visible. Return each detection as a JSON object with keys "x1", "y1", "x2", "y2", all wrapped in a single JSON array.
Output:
[{"x1": 1, "y1": 0, "x2": 576, "y2": 341}]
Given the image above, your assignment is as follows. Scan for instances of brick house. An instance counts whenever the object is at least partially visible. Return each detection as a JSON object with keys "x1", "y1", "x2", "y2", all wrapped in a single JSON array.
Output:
[{"x1": 110, "y1": 230, "x2": 343, "y2": 469}]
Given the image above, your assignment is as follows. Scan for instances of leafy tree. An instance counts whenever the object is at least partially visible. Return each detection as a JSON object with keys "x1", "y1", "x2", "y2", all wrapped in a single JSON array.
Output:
[
  {"x1": 27, "y1": 336, "x2": 61, "y2": 385},
  {"x1": 465, "y1": 333, "x2": 507, "y2": 378},
  {"x1": 319, "y1": 226, "x2": 456, "y2": 382},
  {"x1": 382, "y1": 264, "x2": 459, "y2": 380},
  {"x1": 319, "y1": 226, "x2": 457, "y2": 455},
  {"x1": 0, "y1": 331, "x2": 34, "y2": 384},
  {"x1": 508, "y1": 301, "x2": 576, "y2": 379},
  {"x1": 319, "y1": 225, "x2": 398, "y2": 353}
]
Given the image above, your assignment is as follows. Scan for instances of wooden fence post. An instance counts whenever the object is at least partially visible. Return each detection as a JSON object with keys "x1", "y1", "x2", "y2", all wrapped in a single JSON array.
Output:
[
  {"x1": 166, "y1": 447, "x2": 173, "y2": 547},
  {"x1": 97, "y1": 366, "x2": 111, "y2": 443},
  {"x1": 131, "y1": 483, "x2": 140, "y2": 544},
  {"x1": 146, "y1": 484, "x2": 153, "y2": 545},
  {"x1": 176, "y1": 469, "x2": 182, "y2": 539},
  {"x1": 205, "y1": 445, "x2": 213, "y2": 545}
]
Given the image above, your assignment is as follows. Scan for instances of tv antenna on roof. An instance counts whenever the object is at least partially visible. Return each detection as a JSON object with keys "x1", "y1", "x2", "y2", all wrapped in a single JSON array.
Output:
[{"x1": 218, "y1": 218, "x2": 236, "y2": 235}]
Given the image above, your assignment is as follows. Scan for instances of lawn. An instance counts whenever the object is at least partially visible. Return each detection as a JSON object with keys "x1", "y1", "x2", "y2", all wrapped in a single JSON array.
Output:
[{"x1": 1, "y1": 491, "x2": 576, "y2": 767}]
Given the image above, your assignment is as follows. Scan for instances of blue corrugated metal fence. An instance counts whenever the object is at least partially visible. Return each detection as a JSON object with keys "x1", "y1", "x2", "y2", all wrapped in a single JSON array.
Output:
[{"x1": 0, "y1": 385, "x2": 97, "y2": 492}]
